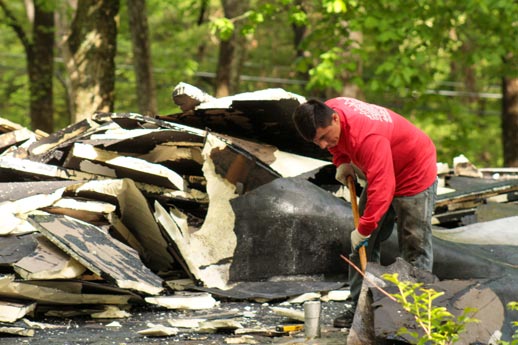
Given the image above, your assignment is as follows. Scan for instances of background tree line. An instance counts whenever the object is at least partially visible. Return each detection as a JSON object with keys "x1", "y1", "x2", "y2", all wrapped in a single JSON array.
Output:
[{"x1": 0, "y1": 0, "x2": 517, "y2": 167}]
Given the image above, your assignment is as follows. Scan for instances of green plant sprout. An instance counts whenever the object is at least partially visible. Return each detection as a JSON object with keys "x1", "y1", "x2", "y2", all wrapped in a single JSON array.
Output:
[
  {"x1": 382, "y1": 273, "x2": 479, "y2": 345},
  {"x1": 499, "y1": 302, "x2": 518, "y2": 345}
]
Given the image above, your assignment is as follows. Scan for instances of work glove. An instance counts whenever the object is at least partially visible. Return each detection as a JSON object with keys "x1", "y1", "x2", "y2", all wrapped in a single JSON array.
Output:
[
  {"x1": 351, "y1": 229, "x2": 370, "y2": 251},
  {"x1": 335, "y1": 163, "x2": 355, "y2": 186}
]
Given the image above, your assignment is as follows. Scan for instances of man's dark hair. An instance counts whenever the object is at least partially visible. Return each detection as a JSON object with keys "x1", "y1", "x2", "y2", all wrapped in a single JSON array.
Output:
[{"x1": 292, "y1": 98, "x2": 335, "y2": 141}]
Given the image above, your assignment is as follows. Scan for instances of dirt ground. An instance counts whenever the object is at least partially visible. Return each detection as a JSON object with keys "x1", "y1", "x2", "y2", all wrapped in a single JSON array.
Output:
[{"x1": 0, "y1": 300, "x2": 349, "y2": 345}]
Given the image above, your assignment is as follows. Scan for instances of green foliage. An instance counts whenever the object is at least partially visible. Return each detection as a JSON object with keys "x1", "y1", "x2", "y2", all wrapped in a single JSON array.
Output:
[
  {"x1": 267, "y1": 0, "x2": 508, "y2": 167},
  {"x1": 0, "y1": 0, "x2": 514, "y2": 167},
  {"x1": 323, "y1": 0, "x2": 347, "y2": 13},
  {"x1": 387, "y1": 93, "x2": 503, "y2": 167},
  {"x1": 241, "y1": 11, "x2": 264, "y2": 36},
  {"x1": 0, "y1": 10, "x2": 30, "y2": 126},
  {"x1": 383, "y1": 273, "x2": 479, "y2": 345},
  {"x1": 307, "y1": 47, "x2": 344, "y2": 91},
  {"x1": 499, "y1": 302, "x2": 518, "y2": 345},
  {"x1": 116, "y1": 0, "x2": 218, "y2": 115},
  {"x1": 210, "y1": 17, "x2": 234, "y2": 41},
  {"x1": 286, "y1": 0, "x2": 515, "y2": 105},
  {"x1": 34, "y1": 0, "x2": 56, "y2": 13}
]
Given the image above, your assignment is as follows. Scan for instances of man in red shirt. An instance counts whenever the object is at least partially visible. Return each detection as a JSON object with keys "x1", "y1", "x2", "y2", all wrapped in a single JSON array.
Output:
[{"x1": 292, "y1": 97, "x2": 437, "y2": 328}]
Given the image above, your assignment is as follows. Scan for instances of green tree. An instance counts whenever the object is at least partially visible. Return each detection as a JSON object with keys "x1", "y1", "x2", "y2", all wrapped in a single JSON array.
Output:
[
  {"x1": 0, "y1": 0, "x2": 514, "y2": 169},
  {"x1": 285, "y1": 0, "x2": 517, "y2": 167}
]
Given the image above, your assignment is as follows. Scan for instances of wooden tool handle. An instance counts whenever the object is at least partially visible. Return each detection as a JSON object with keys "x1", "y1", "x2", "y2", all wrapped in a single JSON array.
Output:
[{"x1": 347, "y1": 176, "x2": 367, "y2": 273}]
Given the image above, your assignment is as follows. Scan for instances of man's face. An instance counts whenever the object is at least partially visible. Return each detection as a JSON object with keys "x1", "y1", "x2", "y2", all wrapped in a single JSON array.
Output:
[{"x1": 313, "y1": 113, "x2": 341, "y2": 149}]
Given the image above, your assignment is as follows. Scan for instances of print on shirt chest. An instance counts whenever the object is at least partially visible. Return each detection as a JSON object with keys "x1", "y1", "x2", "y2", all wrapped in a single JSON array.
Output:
[{"x1": 337, "y1": 97, "x2": 393, "y2": 123}]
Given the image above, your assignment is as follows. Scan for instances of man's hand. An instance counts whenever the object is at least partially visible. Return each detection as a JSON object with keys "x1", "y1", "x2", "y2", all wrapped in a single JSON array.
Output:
[
  {"x1": 335, "y1": 163, "x2": 355, "y2": 185},
  {"x1": 351, "y1": 229, "x2": 370, "y2": 251}
]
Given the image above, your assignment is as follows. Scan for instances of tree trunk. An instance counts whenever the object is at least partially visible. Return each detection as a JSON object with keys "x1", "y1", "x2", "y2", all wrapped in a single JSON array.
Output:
[
  {"x1": 502, "y1": 76, "x2": 518, "y2": 167},
  {"x1": 127, "y1": 0, "x2": 157, "y2": 116},
  {"x1": 291, "y1": 0, "x2": 308, "y2": 82},
  {"x1": 0, "y1": 0, "x2": 54, "y2": 133},
  {"x1": 215, "y1": 0, "x2": 249, "y2": 97},
  {"x1": 196, "y1": 0, "x2": 209, "y2": 62},
  {"x1": 28, "y1": 1, "x2": 55, "y2": 133},
  {"x1": 64, "y1": 0, "x2": 120, "y2": 122}
]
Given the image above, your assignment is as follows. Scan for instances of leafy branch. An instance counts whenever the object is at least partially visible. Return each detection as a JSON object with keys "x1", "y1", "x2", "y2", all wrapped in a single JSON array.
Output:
[
  {"x1": 340, "y1": 255, "x2": 478, "y2": 344},
  {"x1": 499, "y1": 302, "x2": 518, "y2": 345},
  {"x1": 383, "y1": 273, "x2": 479, "y2": 345}
]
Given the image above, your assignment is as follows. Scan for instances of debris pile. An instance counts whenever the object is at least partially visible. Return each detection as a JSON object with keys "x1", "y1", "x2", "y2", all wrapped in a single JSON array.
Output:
[
  {"x1": 0, "y1": 91, "x2": 352, "y2": 340},
  {"x1": 0, "y1": 83, "x2": 517, "y2": 343}
]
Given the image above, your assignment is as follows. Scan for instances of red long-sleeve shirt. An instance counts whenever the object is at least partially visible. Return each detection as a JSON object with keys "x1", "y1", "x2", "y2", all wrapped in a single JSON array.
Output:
[{"x1": 326, "y1": 97, "x2": 437, "y2": 236}]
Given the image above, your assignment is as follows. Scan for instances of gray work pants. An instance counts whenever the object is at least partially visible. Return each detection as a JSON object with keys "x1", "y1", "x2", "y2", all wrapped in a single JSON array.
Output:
[{"x1": 348, "y1": 179, "x2": 438, "y2": 306}]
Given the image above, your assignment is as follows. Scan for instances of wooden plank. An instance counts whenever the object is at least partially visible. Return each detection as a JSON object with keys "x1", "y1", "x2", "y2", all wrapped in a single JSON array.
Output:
[
  {"x1": 27, "y1": 118, "x2": 100, "y2": 162},
  {"x1": 0, "y1": 181, "x2": 79, "y2": 203},
  {"x1": 139, "y1": 143, "x2": 204, "y2": 176},
  {"x1": 29, "y1": 213, "x2": 164, "y2": 295},
  {"x1": 0, "y1": 300, "x2": 36, "y2": 323},
  {"x1": 0, "y1": 133, "x2": 40, "y2": 159},
  {"x1": 0, "y1": 275, "x2": 132, "y2": 305},
  {"x1": 63, "y1": 143, "x2": 186, "y2": 191},
  {"x1": 84, "y1": 127, "x2": 205, "y2": 154},
  {"x1": 171, "y1": 81, "x2": 216, "y2": 111},
  {"x1": 435, "y1": 179, "x2": 518, "y2": 211},
  {"x1": 134, "y1": 180, "x2": 208, "y2": 203},
  {"x1": 216, "y1": 133, "x2": 331, "y2": 178},
  {"x1": 0, "y1": 157, "x2": 204, "y2": 203},
  {"x1": 0, "y1": 117, "x2": 24, "y2": 133},
  {"x1": 153, "y1": 202, "x2": 198, "y2": 283},
  {"x1": 0, "y1": 324, "x2": 34, "y2": 337},
  {"x1": 0, "y1": 156, "x2": 106, "y2": 183},
  {"x1": 100, "y1": 112, "x2": 207, "y2": 137},
  {"x1": 41, "y1": 197, "x2": 116, "y2": 225},
  {"x1": 0, "y1": 183, "x2": 65, "y2": 236},
  {"x1": 106, "y1": 213, "x2": 146, "y2": 255},
  {"x1": 0, "y1": 128, "x2": 35, "y2": 151},
  {"x1": 153, "y1": 201, "x2": 218, "y2": 287}
]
